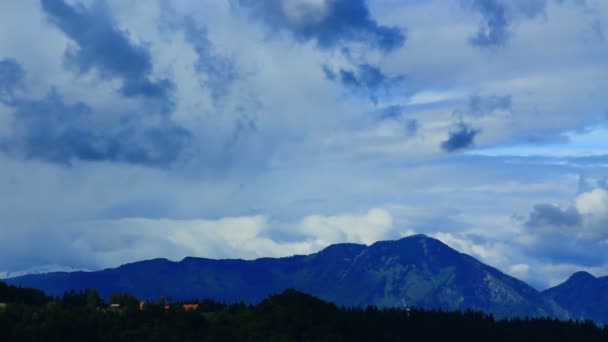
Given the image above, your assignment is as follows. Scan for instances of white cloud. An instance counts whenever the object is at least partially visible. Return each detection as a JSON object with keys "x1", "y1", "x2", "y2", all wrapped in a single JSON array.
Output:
[
  {"x1": 295, "y1": 208, "x2": 394, "y2": 246},
  {"x1": 575, "y1": 188, "x2": 608, "y2": 240},
  {"x1": 0, "y1": 208, "x2": 394, "y2": 272}
]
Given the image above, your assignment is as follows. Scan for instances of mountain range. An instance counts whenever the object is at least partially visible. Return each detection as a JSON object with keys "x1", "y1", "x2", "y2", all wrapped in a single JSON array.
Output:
[{"x1": 4, "y1": 234, "x2": 606, "y2": 322}]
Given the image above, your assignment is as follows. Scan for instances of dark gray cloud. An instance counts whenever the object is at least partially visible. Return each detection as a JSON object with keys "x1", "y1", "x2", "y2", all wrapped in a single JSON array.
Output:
[
  {"x1": 441, "y1": 123, "x2": 481, "y2": 152},
  {"x1": 466, "y1": 0, "x2": 547, "y2": 47},
  {"x1": 520, "y1": 218, "x2": 607, "y2": 268},
  {"x1": 0, "y1": 58, "x2": 24, "y2": 103},
  {"x1": 235, "y1": 0, "x2": 405, "y2": 51},
  {"x1": 40, "y1": 0, "x2": 173, "y2": 110},
  {"x1": 525, "y1": 204, "x2": 582, "y2": 229},
  {"x1": 323, "y1": 63, "x2": 404, "y2": 103},
  {"x1": 2, "y1": 89, "x2": 191, "y2": 166},
  {"x1": 519, "y1": 188, "x2": 608, "y2": 268}
]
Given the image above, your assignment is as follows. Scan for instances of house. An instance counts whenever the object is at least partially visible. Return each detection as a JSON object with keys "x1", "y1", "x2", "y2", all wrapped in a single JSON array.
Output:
[
  {"x1": 137, "y1": 302, "x2": 199, "y2": 311},
  {"x1": 110, "y1": 303, "x2": 120, "y2": 309},
  {"x1": 182, "y1": 304, "x2": 199, "y2": 311},
  {"x1": 162, "y1": 303, "x2": 199, "y2": 311}
]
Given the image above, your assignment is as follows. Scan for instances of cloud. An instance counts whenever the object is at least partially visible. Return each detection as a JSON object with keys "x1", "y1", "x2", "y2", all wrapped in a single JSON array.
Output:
[
  {"x1": 525, "y1": 204, "x2": 582, "y2": 230},
  {"x1": 468, "y1": 0, "x2": 511, "y2": 47},
  {"x1": 1, "y1": 89, "x2": 191, "y2": 166},
  {"x1": 183, "y1": 20, "x2": 239, "y2": 103},
  {"x1": 518, "y1": 188, "x2": 608, "y2": 268},
  {"x1": 235, "y1": 0, "x2": 406, "y2": 51},
  {"x1": 431, "y1": 231, "x2": 514, "y2": 269},
  {"x1": 524, "y1": 188, "x2": 608, "y2": 241},
  {"x1": 374, "y1": 106, "x2": 419, "y2": 137},
  {"x1": 159, "y1": 5, "x2": 240, "y2": 104},
  {"x1": 468, "y1": 94, "x2": 512, "y2": 116},
  {"x1": 0, "y1": 0, "x2": 606, "y2": 289},
  {"x1": 323, "y1": 63, "x2": 405, "y2": 103},
  {"x1": 466, "y1": 0, "x2": 547, "y2": 47},
  {"x1": 40, "y1": 0, "x2": 173, "y2": 109},
  {"x1": 294, "y1": 208, "x2": 394, "y2": 246},
  {"x1": 575, "y1": 188, "x2": 608, "y2": 240},
  {"x1": 0, "y1": 58, "x2": 24, "y2": 103},
  {"x1": 0, "y1": 208, "x2": 395, "y2": 271},
  {"x1": 441, "y1": 123, "x2": 481, "y2": 152}
]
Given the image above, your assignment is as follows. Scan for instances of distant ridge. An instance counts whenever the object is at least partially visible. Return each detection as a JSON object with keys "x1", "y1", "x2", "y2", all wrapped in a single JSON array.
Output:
[
  {"x1": 543, "y1": 271, "x2": 608, "y2": 324},
  {"x1": 6, "y1": 234, "x2": 569, "y2": 319}
]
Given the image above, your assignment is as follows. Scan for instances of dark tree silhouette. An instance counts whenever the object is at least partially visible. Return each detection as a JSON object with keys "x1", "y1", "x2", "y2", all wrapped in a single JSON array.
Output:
[{"x1": 1, "y1": 282, "x2": 607, "y2": 341}]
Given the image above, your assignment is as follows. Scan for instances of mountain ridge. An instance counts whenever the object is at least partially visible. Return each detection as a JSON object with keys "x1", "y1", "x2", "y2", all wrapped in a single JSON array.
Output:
[{"x1": 4, "y1": 234, "x2": 570, "y2": 320}]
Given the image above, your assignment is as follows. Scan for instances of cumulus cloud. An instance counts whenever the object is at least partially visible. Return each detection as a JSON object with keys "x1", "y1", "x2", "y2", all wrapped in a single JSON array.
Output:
[
  {"x1": 525, "y1": 204, "x2": 582, "y2": 231},
  {"x1": 525, "y1": 188, "x2": 608, "y2": 241},
  {"x1": 519, "y1": 188, "x2": 608, "y2": 270},
  {"x1": 235, "y1": 0, "x2": 406, "y2": 51},
  {"x1": 40, "y1": 0, "x2": 174, "y2": 110},
  {"x1": 575, "y1": 188, "x2": 608, "y2": 240}
]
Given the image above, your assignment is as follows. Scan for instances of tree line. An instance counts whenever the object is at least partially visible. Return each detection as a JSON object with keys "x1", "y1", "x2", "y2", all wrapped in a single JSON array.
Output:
[{"x1": 1, "y1": 281, "x2": 607, "y2": 341}]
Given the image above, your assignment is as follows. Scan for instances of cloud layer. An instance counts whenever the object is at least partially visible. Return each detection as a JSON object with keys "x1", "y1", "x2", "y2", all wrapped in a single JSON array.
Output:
[{"x1": 0, "y1": 0, "x2": 607, "y2": 289}]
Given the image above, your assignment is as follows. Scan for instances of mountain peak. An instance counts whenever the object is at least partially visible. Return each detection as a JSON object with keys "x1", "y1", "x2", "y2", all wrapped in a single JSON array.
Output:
[
  {"x1": 543, "y1": 271, "x2": 608, "y2": 324},
  {"x1": 394, "y1": 234, "x2": 452, "y2": 250},
  {"x1": 568, "y1": 271, "x2": 597, "y2": 283},
  {"x1": 368, "y1": 233, "x2": 436, "y2": 246},
  {"x1": 400, "y1": 233, "x2": 432, "y2": 240},
  {"x1": 319, "y1": 242, "x2": 366, "y2": 253}
]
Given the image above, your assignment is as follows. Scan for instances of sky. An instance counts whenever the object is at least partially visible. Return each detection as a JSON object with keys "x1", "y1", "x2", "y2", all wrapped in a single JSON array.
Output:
[{"x1": 0, "y1": 0, "x2": 607, "y2": 289}]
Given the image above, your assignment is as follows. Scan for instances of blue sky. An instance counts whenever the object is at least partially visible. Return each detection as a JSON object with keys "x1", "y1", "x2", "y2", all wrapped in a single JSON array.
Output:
[{"x1": 0, "y1": 0, "x2": 607, "y2": 289}]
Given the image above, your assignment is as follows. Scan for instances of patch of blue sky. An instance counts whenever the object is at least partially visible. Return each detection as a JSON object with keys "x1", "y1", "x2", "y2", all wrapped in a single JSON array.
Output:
[{"x1": 469, "y1": 126, "x2": 608, "y2": 158}]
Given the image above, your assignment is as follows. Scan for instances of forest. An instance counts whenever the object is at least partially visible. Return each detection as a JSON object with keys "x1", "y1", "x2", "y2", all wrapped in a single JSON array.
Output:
[{"x1": 1, "y1": 281, "x2": 607, "y2": 342}]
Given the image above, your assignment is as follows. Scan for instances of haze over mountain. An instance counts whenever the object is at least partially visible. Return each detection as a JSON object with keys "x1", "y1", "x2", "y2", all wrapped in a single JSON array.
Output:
[{"x1": 6, "y1": 234, "x2": 570, "y2": 320}]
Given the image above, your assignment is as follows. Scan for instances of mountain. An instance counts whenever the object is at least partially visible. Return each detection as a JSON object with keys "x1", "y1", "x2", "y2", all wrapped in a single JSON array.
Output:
[
  {"x1": 543, "y1": 271, "x2": 608, "y2": 324},
  {"x1": 0, "y1": 265, "x2": 86, "y2": 280},
  {"x1": 6, "y1": 234, "x2": 567, "y2": 319}
]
